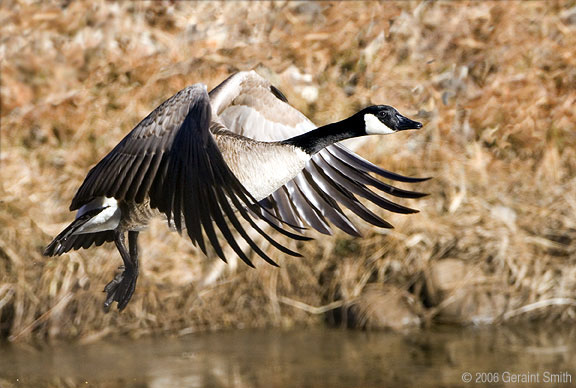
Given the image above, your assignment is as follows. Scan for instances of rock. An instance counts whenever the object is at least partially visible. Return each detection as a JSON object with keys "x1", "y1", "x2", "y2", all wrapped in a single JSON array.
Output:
[
  {"x1": 426, "y1": 259, "x2": 508, "y2": 324},
  {"x1": 336, "y1": 284, "x2": 423, "y2": 331}
]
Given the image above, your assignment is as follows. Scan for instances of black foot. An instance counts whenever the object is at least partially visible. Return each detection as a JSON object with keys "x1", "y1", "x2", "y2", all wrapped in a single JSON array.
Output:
[{"x1": 103, "y1": 265, "x2": 138, "y2": 312}]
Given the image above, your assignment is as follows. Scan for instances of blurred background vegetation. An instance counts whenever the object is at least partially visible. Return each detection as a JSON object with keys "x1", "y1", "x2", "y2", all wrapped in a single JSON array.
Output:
[{"x1": 1, "y1": 0, "x2": 576, "y2": 344}]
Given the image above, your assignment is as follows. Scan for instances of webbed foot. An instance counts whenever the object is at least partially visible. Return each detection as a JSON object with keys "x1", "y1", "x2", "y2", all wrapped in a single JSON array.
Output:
[{"x1": 103, "y1": 265, "x2": 138, "y2": 311}]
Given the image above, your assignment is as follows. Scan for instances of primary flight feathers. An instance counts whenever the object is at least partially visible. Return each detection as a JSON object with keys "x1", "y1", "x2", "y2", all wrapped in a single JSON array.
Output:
[{"x1": 44, "y1": 71, "x2": 426, "y2": 310}]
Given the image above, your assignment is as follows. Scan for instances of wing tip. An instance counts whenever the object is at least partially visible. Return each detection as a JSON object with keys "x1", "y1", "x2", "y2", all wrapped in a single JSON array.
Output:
[
  {"x1": 270, "y1": 85, "x2": 289, "y2": 103},
  {"x1": 43, "y1": 242, "x2": 58, "y2": 257},
  {"x1": 409, "y1": 191, "x2": 430, "y2": 198}
]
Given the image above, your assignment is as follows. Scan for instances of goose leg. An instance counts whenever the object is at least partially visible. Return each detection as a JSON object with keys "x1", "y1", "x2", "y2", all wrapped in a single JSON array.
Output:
[{"x1": 103, "y1": 231, "x2": 140, "y2": 311}]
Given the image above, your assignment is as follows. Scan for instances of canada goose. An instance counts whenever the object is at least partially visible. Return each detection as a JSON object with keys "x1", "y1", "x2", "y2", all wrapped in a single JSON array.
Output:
[{"x1": 44, "y1": 71, "x2": 425, "y2": 311}]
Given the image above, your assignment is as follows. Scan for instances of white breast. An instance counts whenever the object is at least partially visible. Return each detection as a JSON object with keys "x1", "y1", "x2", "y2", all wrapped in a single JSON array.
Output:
[
  {"x1": 219, "y1": 139, "x2": 311, "y2": 201},
  {"x1": 243, "y1": 146, "x2": 310, "y2": 201}
]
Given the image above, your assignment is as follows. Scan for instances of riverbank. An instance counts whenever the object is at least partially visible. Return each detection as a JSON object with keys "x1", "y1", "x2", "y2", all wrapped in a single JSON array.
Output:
[{"x1": 1, "y1": 1, "x2": 575, "y2": 343}]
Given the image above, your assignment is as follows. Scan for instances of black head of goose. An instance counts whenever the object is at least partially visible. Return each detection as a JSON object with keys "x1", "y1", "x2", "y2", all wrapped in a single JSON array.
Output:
[
  {"x1": 281, "y1": 105, "x2": 422, "y2": 155},
  {"x1": 44, "y1": 72, "x2": 427, "y2": 311}
]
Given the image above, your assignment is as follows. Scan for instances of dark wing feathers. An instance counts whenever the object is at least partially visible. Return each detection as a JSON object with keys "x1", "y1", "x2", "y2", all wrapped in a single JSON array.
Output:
[
  {"x1": 293, "y1": 171, "x2": 360, "y2": 237},
  {"x1": 313, "y1": 154, "x2": 419, "y2": 214},
  {"x1": 67, "y1": 84, "x2": 303, "y2": 265},
  {"x1": 259, "y1": 142, "x2": 425, "y2": 236},
  {"x1": 213, "y1": 71, "x2": 428, "y2": 238},
  {"x1": 284, "y1": 178, "x2": 333, "y2": 235},
  {"x1": 258, "y1": 145, "x2": 426, "y2": 236},
  {"x1": 307, "y1": 160, "x2": 395, "y2": 229},
  {"x1": 320, "y1": 149, "x2": 428, "y2": 199},
  {"x1": 69, "y1": 91, "x2": 190, "y2": 211},
  {"x1": 329, "y1": 144, "x2": 430, "y2": 183},
  {"x1": 272, "y1": 187, "x2": 307, "y2": 229}
]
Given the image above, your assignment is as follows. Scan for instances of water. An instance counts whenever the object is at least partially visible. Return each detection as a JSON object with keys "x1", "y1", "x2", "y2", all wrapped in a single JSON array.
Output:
[{"x1": 0, "y1": 325, "x2": 575, "y2": 387}]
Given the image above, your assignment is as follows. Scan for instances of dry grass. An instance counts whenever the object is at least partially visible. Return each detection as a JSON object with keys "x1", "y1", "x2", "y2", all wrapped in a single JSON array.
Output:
[{"x1": 1, "y1": 0, "x2": 576, "y2": 343}]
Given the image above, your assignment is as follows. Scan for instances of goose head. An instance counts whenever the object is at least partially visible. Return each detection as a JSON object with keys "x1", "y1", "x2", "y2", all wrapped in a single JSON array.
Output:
[
  {"x1": 360, "y1": 105, "x2": 422, "y2": 135},
  {"x1": 281, "y1": 105, "x2": 423, "y2": 156}
]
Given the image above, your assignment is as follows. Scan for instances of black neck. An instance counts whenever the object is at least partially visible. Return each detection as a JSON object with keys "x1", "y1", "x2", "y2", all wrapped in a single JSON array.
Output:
[{"x1": 282, "y1": 114, "x2": 364, "y2": 155}]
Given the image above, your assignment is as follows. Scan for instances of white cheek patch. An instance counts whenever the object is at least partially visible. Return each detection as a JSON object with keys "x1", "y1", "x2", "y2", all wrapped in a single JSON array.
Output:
[{"x1": 364, "y1": 114, "x2": 396, "y2": 135}]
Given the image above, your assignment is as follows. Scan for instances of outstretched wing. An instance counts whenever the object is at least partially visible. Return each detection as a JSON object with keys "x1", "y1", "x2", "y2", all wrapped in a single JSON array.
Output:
[
  {"x1": 69, "y1": 84, "x2": 308, "y2": 266},
  {"x1": 210, "y1": 71, "x2": 428, "y2": 236}
]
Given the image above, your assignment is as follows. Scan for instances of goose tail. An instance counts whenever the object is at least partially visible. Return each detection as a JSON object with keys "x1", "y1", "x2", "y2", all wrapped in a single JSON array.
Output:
[{"x1": 44, "y1": 207, "x2": 113, "y2": 256}]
